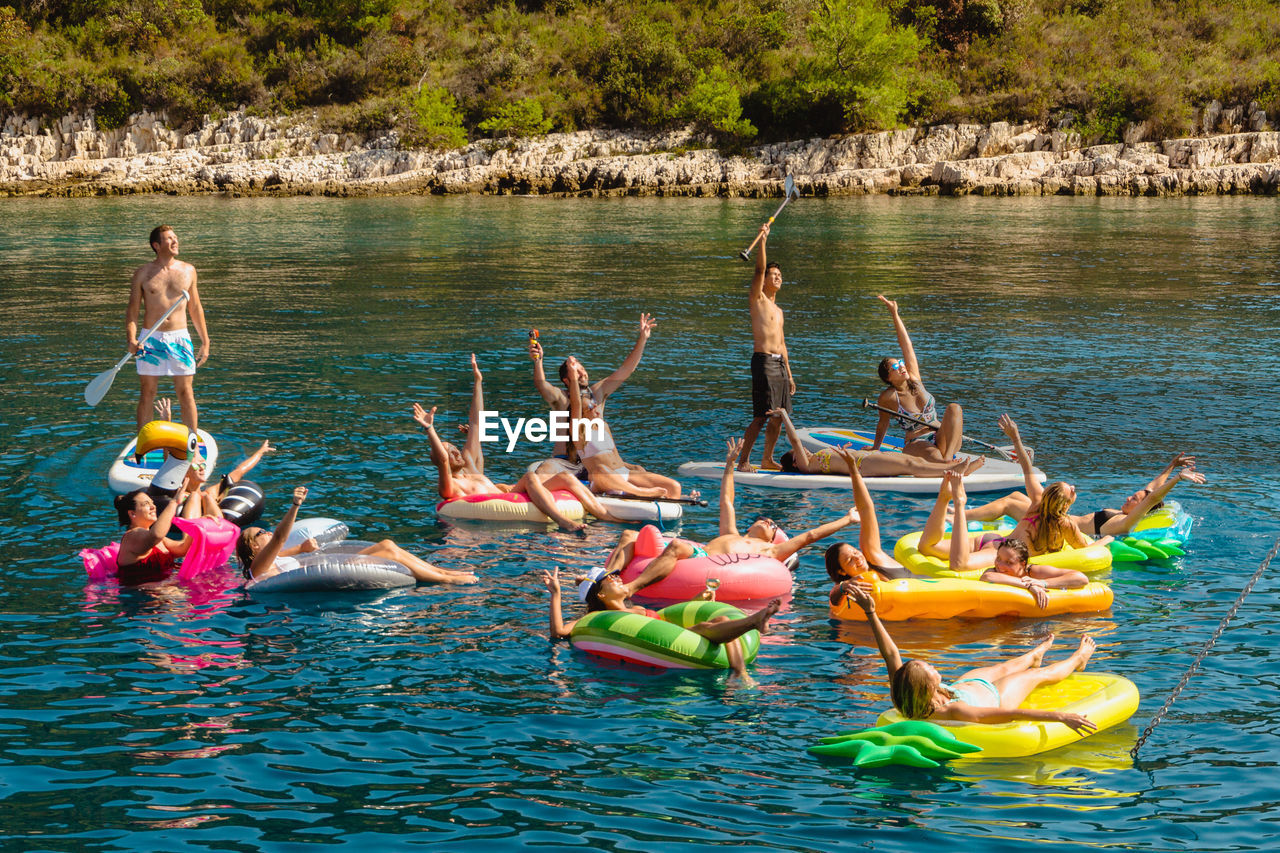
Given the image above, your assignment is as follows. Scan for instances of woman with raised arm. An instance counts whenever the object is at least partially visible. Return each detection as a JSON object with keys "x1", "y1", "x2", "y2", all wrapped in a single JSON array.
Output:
[
  {"x1": 542, "y1": 566, "x2": 781, "y2": 679},
  {"x1": 964, "y1": 451, "x2": 1205, "y2": 537},
  {"x1": 871, "y1": 295, "x2": 964, "y2": 463},
  {"x1": 918, "y1": 419, "x2": 1110, "y2": 569},
  {"x1": 412, "y1": 354, "x2": 627, "y2": 531},
  {"x1": 236, "y1": 486, "x2": 477, "y2": 584},
  {"x1": 842, "y1": 579, "x2": 1098, "y2": 730},
  {"x1": 565, "y1": 363, "x2": 684, "y2": 499},
  {"x1": 770, "y1": 407, "x2": 984, "y2": 479}
]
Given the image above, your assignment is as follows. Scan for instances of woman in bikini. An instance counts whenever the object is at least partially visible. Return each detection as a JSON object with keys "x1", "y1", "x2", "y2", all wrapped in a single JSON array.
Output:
[
  {"x1": 237, "y1": 486, "x2": 477, "y2": 585},
  {"x1": 824, "y1": 445, "x2": 923, "y2": 591},
  {"x1": 964, "y1": 451, "x2": 1205, "y2": 536},
  {"x1": 917, "y1": 418, "x2": 1111, "y2": 570},
  {"x1": 542, "y1": 565, "x2": 781, "y2": 679},
  {"x1": 565, "y1": 366, "x2": 684, "y2": 499},
  {"x1": 413, "y1": 354, "x2": 628, "y2": 531},
  {"x1": 842, "y1": 579, "x2": 1098, "y2": 730},
  {"x1": 768, "y1": 408, "x2": 985, "y2": 479},
  {"x1": 870, "y1": 295, "x2": 964, "y2": 463}
]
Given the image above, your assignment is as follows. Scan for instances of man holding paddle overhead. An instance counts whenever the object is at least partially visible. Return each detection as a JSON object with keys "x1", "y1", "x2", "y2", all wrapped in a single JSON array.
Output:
[
  {"x1": 737, "y1": 221, "x2": 794, "y2": 472},
  {"x1": 126, "y1": 225, "x2": 209, "y2": 433}
]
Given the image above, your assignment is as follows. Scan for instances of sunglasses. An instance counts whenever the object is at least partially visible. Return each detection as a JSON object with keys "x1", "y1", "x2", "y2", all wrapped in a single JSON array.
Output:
[
  {"x1": 887, "y1": 359, "x2": 906, "y2": 372},
  {"x1": 755, "y1": 517, "x2": 778, "y2": 537}
]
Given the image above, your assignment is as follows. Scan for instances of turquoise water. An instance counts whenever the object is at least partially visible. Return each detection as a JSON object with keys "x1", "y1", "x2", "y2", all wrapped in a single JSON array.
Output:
[{"x1": 1, "y1": 195, "x2": 1278, "y2": 849}]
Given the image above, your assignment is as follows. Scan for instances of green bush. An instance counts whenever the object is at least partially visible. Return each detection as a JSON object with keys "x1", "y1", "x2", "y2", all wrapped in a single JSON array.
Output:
[
  {"x1": 477, "y1": 96, "x2": 553, "y2": 137},
  {"x1": 407, "y1": 85, "x2": 468, "y2": 148},
  {"x1": 678, "y1": 65, "x2": 757, "y2": 139},
  {"x1": 803, "y1": 0, "x2": 928, "y2": 130}
]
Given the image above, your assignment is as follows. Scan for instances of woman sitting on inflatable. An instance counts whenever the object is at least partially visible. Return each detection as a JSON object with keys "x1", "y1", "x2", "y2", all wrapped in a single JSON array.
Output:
[
  {"x1": 597, "y1": 438, "x2": 859, "y2": 596},
  {"x1": 542, "y1": 566, "x2": 780, "y2": 678},
  {"x1": 564, "y1": 365, "x2": 686, "y2": 500},
  {"x1": 823, "y1": 445, "x2": 923, "y2": 592},
  {"x1": 843, "y1": 580, "x2": 1098, "y2": 730},
  {"x1": 237, "y1": 486, "x2": 477, "y2": 584},
  {"x1": 961, "y1": 451, "x2": 1205, "y2": 537},
  {"x1": 413, "y1": 354, "x2": 625, "y2": 531},
  {"x1": 917, "y1": 417, "x2": 1109, "y2": 569},
  {"x1": 769, "y1": 408, "x2": 985, "y2": 479},
  {"x1": 870, "y1": 295, "x2": 964, "y2": 464},
  {"x1": 113, "y1": 466, "x2": 227, "y2": 585}
]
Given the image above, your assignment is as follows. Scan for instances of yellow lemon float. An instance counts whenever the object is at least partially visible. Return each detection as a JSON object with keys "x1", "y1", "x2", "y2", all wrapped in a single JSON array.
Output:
[{"x1": 877, "y1": 672, "x2": 1140, "y2": 758}]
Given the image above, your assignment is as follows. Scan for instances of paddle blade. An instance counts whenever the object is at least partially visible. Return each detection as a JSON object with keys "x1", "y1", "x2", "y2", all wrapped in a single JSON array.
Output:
[
  {"x1": 84, "y1": 365, "x2": 120, "y2": 407},
  {"x1": 785, "y1": 175, "x2": 798, "y2": 198}
]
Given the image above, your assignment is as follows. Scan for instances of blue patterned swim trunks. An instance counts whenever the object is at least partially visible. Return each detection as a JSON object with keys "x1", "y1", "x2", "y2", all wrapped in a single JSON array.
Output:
[{"x1": 136, "y1": 328, "x2": 196, "y2": 376}]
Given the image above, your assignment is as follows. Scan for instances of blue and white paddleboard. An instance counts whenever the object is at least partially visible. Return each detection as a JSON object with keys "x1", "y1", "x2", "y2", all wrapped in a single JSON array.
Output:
[{"x1": 107, "y1": 429, "x2": 219, "y2": 495}]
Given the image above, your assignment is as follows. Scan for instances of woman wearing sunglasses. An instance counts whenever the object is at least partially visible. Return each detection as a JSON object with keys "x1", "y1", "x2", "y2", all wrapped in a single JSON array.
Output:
[{"x1": 870, "y1": 295, "x2": 964, "y2": 464}]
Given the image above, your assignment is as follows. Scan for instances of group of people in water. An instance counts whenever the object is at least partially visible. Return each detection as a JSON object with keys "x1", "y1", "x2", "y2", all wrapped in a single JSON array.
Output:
[{"x1": 105, "y1": 220, "x2": 1207, "y2": 735}]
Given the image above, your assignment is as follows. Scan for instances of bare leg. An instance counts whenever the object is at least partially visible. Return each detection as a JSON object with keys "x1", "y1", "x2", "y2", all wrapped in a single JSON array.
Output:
[
  {"x1": 588, "y1": 468, "x2": 666, "y2": 499},
  {"x1": 688, "y1": 597, "x2": 781, "y2": 644},
  {"x1": 173, "y1": 374, "x2": 198, "y2": 433},
  {"x1": 602, "y1": 530, "x2": 639, "y2": 575},
  {"x1": 961, "y1": 491, "x2": 1032, "y2": 523},
  {"x1": 858, "y1": 452, "x2": 976, "y2": 479},
  {"x1": 137, "y1": 375, "x2": 159, "y2": 431},
  {"x1": 919, "y1": 479, "x2": 954, "y2": 558},
  {"x1": 542, "y1": 472, "x2": 625, "y2": 522},
  {"x1": 760, "y1": 415, "x2": 783, "y2": 470},
  {"x1": 623, "y1": 538, "x2": 694, "y2": 596},
  {"x1": 934, "y1": 403, "x2": 963, "y2": 460},
  {"x1": 515, "y1": 473, "x2": 586, "y2": 532},
  {"x1": 963, "y1": 634, "x2": 1055, "y2": 684},
  {"x1": 360, "y1": 539, "x2": 477, "y2": 584},
  {"x1": 738, "y1": 417, "x2": 767, "y2": 471},
  {"x1": 623, "y1": 470, "x2": 682, "y2": 498},
  {"x1": 992, "y1": 636, "x2": 1096, "y2": 709}
]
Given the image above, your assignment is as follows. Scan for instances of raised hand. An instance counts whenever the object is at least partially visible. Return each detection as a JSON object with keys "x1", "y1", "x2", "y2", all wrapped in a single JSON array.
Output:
[
  {"x1": 542, "y1": 567, "x2": 561, "y2": 595},
  {"x1": 1179, "y1": 467, "x2": 1207, "y2": 485},
  {"x1": 291, "y1": 486, "x2": 308, "y2": 507},
  {"x1": 529, "y1": 337, "x2": 544, "y2": 362},
  {"x1": 725, "y1": 436, "x2": 745, "y2": 464},
  {"x1": 412, "y1": 403, "x2": 436, "y2": 431},
  {"x1": 470, "y1": 352, "x2": 482, "y2": 381},
  {"x1": 845, "y1": 579, "x2": 875, "y2": 612},
  {"x1": 154, "y1": 397, "x2": 173, "y2": 422},
  {"x1": 638, "y1": 312, "x2": 657, "y2": 341},
  {"x1": 998, "y1": 413, "x2": 1020, "y2": 440},
  {"x1": 877, "y1": 294, "x2": 899, "y2": 314}
]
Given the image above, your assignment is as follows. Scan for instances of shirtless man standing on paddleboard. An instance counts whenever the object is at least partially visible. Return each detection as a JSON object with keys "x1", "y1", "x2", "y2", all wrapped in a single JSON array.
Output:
[
  {"x1": 127, "y1": 225, "x2": 210, "y2": 432},
  {"x1": 738, "y1": 222, "x2": 794, "y2": 471}
]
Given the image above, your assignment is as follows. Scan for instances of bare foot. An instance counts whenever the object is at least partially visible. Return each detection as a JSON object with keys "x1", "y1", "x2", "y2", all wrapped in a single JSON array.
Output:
[
  {"x1": 1030, "y1": 633, "x2": 1055, "y2": 667},
  {"x1": 964, "y1": 456, "x2": 987, "y2": 475},
  {"x1": 750, "y1": 597, "x2": 783, "y2": 634},
  {"x1": 442, "y1": 571, "x2": 479, "y2": 585},
  {"x1": 760, "y1": 460, "x2": 782, "y2": 471},
  {"x1": 736, "y1": 462, "x2": 757, "y2": 473},
  {"x1": 1074, "y1": 636, "x2": 1096, "y2": 670}
]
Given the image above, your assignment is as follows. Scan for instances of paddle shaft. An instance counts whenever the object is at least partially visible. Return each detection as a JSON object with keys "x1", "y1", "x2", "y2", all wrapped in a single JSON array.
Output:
[
  {"x1": 739, "y1": 178, "x2": 798, "y2": 260},
  {"x1": 604, "y1": 493, "x2": 708, "y2": 507},
  {"x1": 860, "y1": 398, "x2": 1017, "y2": 461},
  {"x1": 85, "y1": 292, "x2": 189, "y2": 406}
]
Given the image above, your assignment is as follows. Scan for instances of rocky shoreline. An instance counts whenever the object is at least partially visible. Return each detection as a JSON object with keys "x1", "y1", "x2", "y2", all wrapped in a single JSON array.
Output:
[{"x1": 2, "y1": 106, "x2": 1278, "y2": 198}]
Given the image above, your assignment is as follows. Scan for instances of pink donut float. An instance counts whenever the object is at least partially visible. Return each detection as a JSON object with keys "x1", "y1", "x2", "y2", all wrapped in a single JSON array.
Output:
[
  {"x1": 620, "y1": 524, "x2": 793, "y2": 604},
  {"x1": 436, "y1": 490, "x2": 585, "y2": 523}
]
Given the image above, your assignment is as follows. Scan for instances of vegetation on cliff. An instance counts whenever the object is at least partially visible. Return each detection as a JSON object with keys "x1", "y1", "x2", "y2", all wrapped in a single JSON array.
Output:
[{"x1": 2, "y1": 0, "x2": 1278, "y2": 145}]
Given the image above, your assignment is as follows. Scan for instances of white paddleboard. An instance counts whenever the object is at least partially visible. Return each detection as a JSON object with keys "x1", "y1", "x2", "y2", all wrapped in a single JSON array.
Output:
[
  {"x1": 597, "y1": 495, "x2": 685, "y2": 523},
  {"x1": 107, "y1": 429, "x2": 219, "y2": 494},
  {"x1": 675, "y1": 458, "x2": 1041, "y2": 494}
]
